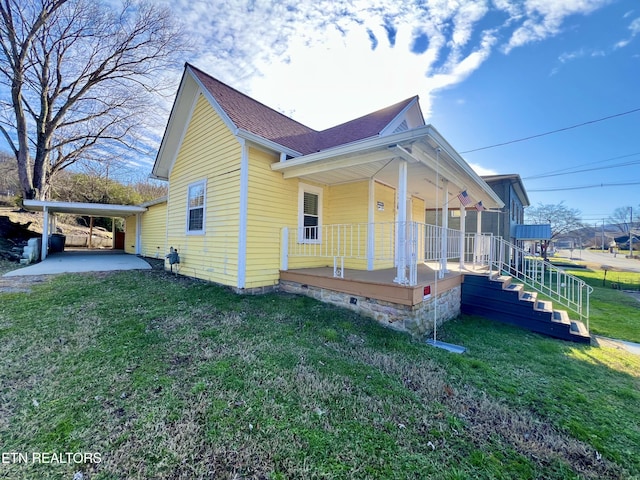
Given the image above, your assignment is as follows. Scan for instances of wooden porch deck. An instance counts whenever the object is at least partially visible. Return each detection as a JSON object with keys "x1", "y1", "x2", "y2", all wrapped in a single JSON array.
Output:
[{"x1": 280, "y1": 262, "x2": 489, "y2": 306}]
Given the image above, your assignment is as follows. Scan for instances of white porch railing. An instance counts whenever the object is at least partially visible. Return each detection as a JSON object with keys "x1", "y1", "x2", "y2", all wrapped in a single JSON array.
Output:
[
  {"x1": 467, "y1": 233, "x2": 592, "y2": 328},
  {"x1": 281, "y1": 223, "x2": 592, "y2": 327},
  {"x1": 282, "y1": 222, "x2": 462, "y2": 285}
]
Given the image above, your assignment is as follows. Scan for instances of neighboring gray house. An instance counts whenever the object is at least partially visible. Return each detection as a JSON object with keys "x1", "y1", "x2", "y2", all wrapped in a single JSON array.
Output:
[{"x1": 426, "y1": 173, "x2": 530, "y2": 245}]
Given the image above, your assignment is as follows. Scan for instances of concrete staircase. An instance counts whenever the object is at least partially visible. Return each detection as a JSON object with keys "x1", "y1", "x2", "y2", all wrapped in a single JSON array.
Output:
[{"x1": 461, "y1": 273, "x2": 591, "y2": 344}]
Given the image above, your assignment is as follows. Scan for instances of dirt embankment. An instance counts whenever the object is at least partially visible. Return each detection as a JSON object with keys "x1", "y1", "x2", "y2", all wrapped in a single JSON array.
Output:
[{"x1": 0, "y1": 207, "x2": 112, "y2": 262}]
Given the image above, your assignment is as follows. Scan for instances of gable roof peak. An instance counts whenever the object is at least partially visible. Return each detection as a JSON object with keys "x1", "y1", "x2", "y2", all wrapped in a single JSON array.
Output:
[{"x1": 185, "y1": 63, "x2": 424, "y2": 155}]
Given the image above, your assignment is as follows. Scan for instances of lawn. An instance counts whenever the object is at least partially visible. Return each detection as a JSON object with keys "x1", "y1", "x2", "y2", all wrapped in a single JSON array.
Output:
[
  {"x1": 0, "y1": 270, "x2": 638, "y2": 479},
  {"x1": 566, "y1": 268, "x2": 640, "y2": 343}
]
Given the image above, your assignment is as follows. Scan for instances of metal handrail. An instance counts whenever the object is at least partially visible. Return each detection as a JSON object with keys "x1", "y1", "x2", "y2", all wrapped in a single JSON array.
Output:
[{"x1": 475, "y1": 234, "x2": 592, "y2": 328}]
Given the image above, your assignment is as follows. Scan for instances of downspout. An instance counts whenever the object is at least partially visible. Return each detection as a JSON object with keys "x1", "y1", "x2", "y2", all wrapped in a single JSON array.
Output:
[{"x1": 237, "y1": 139, "x2": 249, "y2": 289}]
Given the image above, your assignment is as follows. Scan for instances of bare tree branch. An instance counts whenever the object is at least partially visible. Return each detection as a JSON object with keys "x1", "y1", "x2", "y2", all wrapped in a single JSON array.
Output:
[{"x1": 0, "y1": 0, "x2": 190, "y2": 199}]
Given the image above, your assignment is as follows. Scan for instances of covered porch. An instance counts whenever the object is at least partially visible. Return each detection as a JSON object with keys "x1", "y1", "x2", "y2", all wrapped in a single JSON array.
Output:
[{"x1": 273, "y1": 125, "x2": 504, "y2": 288}]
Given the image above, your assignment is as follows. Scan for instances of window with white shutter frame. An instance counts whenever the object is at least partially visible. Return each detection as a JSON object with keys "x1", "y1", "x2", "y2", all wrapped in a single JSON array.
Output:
[
  {"x1": 298, "y1": 183, "x2": 322, "y2": 243},
  {"x1": 187, "y1": 180, "x2": 206, "y2": 234}
]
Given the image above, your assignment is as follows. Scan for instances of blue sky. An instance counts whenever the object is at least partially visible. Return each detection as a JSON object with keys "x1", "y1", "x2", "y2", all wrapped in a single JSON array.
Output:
[
  {"x1": 168, "y1": 0, "x2": 639, "y2": 224},
  {"x1": 5, "y1": 0, "x2": 638, "y2": 224}
]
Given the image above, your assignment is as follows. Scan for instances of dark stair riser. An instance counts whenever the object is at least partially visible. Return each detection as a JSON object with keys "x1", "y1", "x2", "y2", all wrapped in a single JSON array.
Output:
[
  {"x1": 462, "y1": 283, "x2": 535, "y2": 308},
  {"x1": 461, "y1": 303, "x2": 590, "y2": 344},
  {"x1": 461, "y1": 275, "x2": 590, "y2": 344}
]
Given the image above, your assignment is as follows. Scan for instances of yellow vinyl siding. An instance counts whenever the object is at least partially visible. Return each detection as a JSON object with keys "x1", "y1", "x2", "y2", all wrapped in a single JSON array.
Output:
[
  {"x1": 245, "y1": 147, "x2": 335, "y2": 284},
  {"x1": 124, "y1": 216, "x2": 136, "y2": 254},
  {"x1": 411, "y1": 196, "x2": 425, "y2": 223},
  {"x1": 165, "y1": 94, "x2": 241, "y2": 286},
  {"x1": 373, "y1": 181, "x2": 396, "y2": 269},
  {"x1": 325, "y1": 181, "x2": 369, "y2": 270},
  {"x1": 245, "y1": 147, "x2": 298, "y2": 287},
  {"x1": 139, "y1": 202, "x2": 167, "y2": 259},
  {"x1": 411, "y1": 196, "x2": 425, "y2": 263}
]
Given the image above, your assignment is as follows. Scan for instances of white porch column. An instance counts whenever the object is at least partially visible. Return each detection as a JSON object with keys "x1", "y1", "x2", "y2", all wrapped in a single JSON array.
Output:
[
  {"x1": 459, "y1": 204, "x2": 466, "y2": 270},
  {"x1": 41, "y1": 206, "x2": 49, "y2": 260},
  {"x1": 439, "y1": 180, "x2": 449, "y2": 277},
  {"x1": 474, "y1": 209, "x2": 483, "y2": 265},
  {"x1": 367, "y1": 178, "x2": 375, "y2": 271},
  {"x1": 135, "y1": 214, "x2": 142, "y2": 255},
  {"x1": 394, "y1": 159, "x2": 408, "y2": 284}
]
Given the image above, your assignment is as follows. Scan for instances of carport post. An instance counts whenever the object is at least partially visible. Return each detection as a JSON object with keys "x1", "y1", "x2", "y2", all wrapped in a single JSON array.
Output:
[{"x1": 41, "y1": 206, "x2": 49, "y2": 260}]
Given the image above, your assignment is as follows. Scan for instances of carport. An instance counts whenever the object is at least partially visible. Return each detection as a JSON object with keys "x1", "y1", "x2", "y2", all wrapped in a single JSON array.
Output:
[{"x1": 23, "y1": 199, "x2": 147, "y2": 260}]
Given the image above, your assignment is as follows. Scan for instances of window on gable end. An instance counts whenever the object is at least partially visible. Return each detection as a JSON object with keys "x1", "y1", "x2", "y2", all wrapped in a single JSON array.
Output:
[{"x1": 187, "y1": 180, "x2": 206, "y2": 234}]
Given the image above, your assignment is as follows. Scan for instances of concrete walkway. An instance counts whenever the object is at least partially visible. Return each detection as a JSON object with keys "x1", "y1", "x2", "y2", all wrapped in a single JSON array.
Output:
[
  {"x1": 2, "y1": 249, "x2": 152, "y2": 277},
  {"x1": 593, "y1": 336, "x2": 640, "y2": 356}
]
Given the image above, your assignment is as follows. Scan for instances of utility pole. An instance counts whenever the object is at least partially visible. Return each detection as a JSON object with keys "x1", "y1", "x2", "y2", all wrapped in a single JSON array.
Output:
[
  {"x1": 631, "y1": 207, "x2": 634, "y2": 259},
  {"x1": 601, "y1": 218, "x2": 605, "y2": 251}
]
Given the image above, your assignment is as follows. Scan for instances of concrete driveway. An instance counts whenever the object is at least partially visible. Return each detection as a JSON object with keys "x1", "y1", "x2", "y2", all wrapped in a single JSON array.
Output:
[{"x1": 2, "y1": 249, "x2": 152, "y2": 277}]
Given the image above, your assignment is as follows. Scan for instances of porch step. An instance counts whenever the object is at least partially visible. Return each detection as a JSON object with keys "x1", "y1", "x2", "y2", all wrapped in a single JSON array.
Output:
[
  {"x1": 520, "y1": 291, "x2": 537, "y2": 303},
  {"x1": 570, "y1": 320, "x2": 590, "y2": 338},
  {"x1": 552, "y1": 309, "x2": 571, "y2": 325},
  {"x1": 535, "y1": 300, "x2": 553, "y2": 312},
  {"x1": 461, "y1": 273, "x2": 590, "y2": 344}
]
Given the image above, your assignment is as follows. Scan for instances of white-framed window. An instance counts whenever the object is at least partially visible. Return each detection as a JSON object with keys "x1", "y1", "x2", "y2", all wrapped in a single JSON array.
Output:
[
  {"x1": 186, "y1": 180, "x2": 206, "y2": 234},
  {"x1": 298, "y1": 183, "x2": 322, "y2": 243}
]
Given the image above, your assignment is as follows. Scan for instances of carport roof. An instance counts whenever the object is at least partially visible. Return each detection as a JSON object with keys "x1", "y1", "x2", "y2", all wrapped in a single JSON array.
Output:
[{"x1": 23, "y1": 200, "x2": 147, "y2": 217}]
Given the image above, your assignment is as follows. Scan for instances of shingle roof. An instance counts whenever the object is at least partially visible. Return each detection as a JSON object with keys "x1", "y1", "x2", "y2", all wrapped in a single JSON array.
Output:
[{"x1": 188, "y1": 64, "x2": 417, "y2": 155}]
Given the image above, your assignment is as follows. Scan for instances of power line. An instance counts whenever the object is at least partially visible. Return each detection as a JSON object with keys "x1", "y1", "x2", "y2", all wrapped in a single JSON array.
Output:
[
  {"x1": 523, "y1": 152, "x2": 640, "y2": 180},
  {"x1": 528, "y1": 180, "x2": 640, "y2": 192},
  {"x1": 460, "y1": 107, "x2": 640, "y2": 154}
]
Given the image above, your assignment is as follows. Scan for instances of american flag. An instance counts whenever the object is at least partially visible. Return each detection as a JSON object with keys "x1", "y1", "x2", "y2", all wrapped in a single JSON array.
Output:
[
  {"x1": 457, "y1": 190, "x2": 473, "y2": 207},
  {"x1": 475, "y1": 201, "x2": 485, "y2": 211}
]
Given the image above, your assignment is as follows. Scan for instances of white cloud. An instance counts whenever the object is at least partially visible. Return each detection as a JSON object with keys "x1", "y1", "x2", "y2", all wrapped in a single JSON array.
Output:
[
  {"x1": 502, "y1": 0, "x2": 612, "y2": 53},
  {"x1": 155, "y1": 0, "x2": 613, "y2": 130},
  {"x1": 614, "y1": 16, "x2": 640, "y2": 49},
  {"x1": 468, "y1": 163, "x2": 498, "y2": 176}
]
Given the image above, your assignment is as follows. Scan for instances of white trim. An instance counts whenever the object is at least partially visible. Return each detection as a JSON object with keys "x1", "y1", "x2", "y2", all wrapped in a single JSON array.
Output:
[
  {"x1": 186, "y1": 179, "x2": 207, "y2": 235},
  {"x1": 367, "y1": 178, "x2": 375, "y2": 271},
  {"x1": 237, "y1": 129, "x2": 301, "y2": 158},
  {"x1": 237, "y1": 139, "x2": 249, "y2": 289},
  {"x1": 394, "y1": 159, "x2": 408, "y2": 284},
  {"x1": 152, "y1": 69, "x2": 202, "y2": 180},
  {"x1": 459, "y1": 205, "x2": 466, "y2": 270},
  {"x1": 379, "y1": 97, "x2": 423, "y2": 136},
  {"x1": 164, "y1": 90, "x2": 200, "y2": 182},
  {"x1": 23, "y1": 199, "x2": 146, "y2": 217},
  {"x1": 135, "y1": 214, "x2": 142, "y2": 255},
  {"x1": 41, "y1": 206, "x2": 49, "y2": 260},
  {"x1": 298, "y1": 183, "x2": 323, "y2": 244}
]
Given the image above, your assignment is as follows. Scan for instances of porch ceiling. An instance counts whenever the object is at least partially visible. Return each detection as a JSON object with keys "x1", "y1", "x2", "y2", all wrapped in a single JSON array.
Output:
[{"x1": 271, "y1": 127, "x2": 504, "y2": 210}]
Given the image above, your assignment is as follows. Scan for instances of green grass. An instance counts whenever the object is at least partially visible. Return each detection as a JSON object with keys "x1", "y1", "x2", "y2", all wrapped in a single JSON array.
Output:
[
  {"x1": 565, "y1": 268, "x2": 640, "y2": 342},
  {"x1": 0, "y1": 270, "x2": 638, "y2": 479}
]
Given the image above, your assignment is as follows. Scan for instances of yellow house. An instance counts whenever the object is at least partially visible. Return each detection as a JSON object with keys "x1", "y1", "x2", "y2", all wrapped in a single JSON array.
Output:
[{"x1": 131, "y1": 63, "x2": 508, "y2": 335}]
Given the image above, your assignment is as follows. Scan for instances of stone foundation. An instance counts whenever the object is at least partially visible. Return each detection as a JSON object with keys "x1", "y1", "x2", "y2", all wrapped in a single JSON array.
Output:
[{"x1": 279, "y1": 280, "x2": 461, "y2": 337}]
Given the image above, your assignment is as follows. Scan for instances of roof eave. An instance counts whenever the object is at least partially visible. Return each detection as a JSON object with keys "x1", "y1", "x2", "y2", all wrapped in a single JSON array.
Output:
[{"x1": 237, "y1": 129, "x2": 302, "y2": 157}]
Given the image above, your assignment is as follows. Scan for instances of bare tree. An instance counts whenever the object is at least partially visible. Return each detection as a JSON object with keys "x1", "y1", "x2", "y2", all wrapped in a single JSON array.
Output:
[
  {"x1": 0, "y1": 0, "x2": 188, "y2": 200},
  {"x1": 608, "y1": 206, "x2": 633, "y2": 233},
  {"x1": 0, "y1": 149, "x2": 19, "y2": 196},
  {"x1": 525, "y1": 201, "x2": 583, "y2": 260}
]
